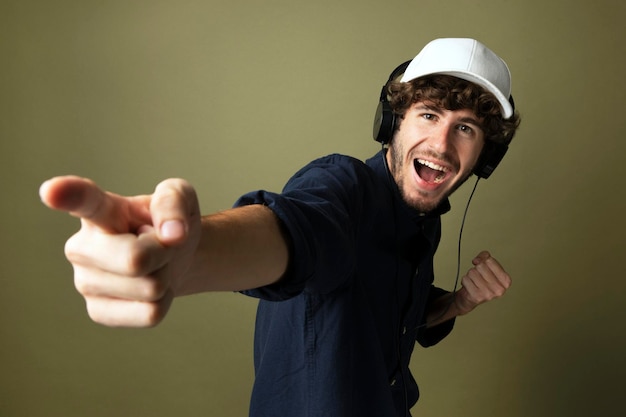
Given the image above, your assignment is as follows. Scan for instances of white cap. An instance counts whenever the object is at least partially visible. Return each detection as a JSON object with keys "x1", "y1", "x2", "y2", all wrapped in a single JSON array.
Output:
[{"x1": 400, "y1": 38, "x2": 513, "y2": 119}]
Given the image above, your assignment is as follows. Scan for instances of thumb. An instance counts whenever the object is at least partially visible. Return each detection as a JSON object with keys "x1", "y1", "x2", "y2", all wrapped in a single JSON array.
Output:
[
  {"x1": 149, "y1": 178, "x2": 200, "y2": 246},
  {"x1": 472, "y1": 250, "x2": 491, "y2": 265}
]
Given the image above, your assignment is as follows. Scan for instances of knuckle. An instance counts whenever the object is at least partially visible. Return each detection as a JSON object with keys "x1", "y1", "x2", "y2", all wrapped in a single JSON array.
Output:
[
  {"x1": 144, "y1": 305, "x2": 166, "y2": 327},
  {"x1": 84, "y1": 298, "x2": 106, "y2": 325},
  {"x1": 73, "y1": 273, "x2": 93, "y2": 296},
  {"x1": 153, "y1": 178, "x2": 198, "y2": 209},
  {"x1": 492, "y1": 282, "x2": 509, "y2": 298},
  {"x1": 503, "y1": 273, "x2": 512, "y2": 288},
  {"x1": 125, "y1": 244, "x2": 154, "y2": 276},
  {"x1": 461, "y1": 273, "x2": 474, "y2": 286},
  {"x1": 136, "y1": 299, "x2": 169, "y2": 327},
  {"x1": 155, "y1": 178, "x2": 187, "y2": 198},
  {"x1": 64, "y1": 233, "x2": 85, "y2": 265},
  {"x1": 145, "y1": 292, "x2": 173, "y2": 327},
  {"x1": 138, "y1": 277, "x2": 168, "y2": 301},
  {"x1": 159, "y1": 177, "x2": 192, "y2": 191}
]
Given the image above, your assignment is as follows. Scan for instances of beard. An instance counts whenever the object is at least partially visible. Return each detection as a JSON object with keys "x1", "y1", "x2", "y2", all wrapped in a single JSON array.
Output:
[{"x1": 386, "y1": 140, "x2": 472, "y2": 213}]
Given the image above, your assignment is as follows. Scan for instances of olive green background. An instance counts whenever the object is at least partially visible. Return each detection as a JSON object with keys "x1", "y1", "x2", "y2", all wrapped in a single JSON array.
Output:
[{"x1": 1, "y1": 0, "x2": 624, "y2": 416}]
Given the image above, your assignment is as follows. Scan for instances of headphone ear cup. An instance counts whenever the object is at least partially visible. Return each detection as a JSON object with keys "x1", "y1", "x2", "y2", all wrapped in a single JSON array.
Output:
[
  {"x1": 473, "y1": 141, "x2": 509, "y2": 179},
  {"x1": 373, "y1": 60, "x2": 413, "y2": 145},
  {"x1": 373, "y1": 100, "x2": 396, "y2": 144}
]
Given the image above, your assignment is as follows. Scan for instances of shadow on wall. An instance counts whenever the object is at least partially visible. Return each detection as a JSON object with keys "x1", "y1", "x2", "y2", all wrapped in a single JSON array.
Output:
[
  {"x1": 520, "y1": 297, "x2": 624, "y2": 416},
  {"x1": 516, "y1": 149, "x2": 625, "y2": 417}
]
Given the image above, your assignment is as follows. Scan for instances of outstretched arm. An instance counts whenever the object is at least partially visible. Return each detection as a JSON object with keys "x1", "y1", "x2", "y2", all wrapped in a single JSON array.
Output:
[
  {"x1": 425, "y1": 251, "x2": 511, "y2": 328},
  {"x1": 39, "y1": 176, "x2": 289, "y2": 327}
]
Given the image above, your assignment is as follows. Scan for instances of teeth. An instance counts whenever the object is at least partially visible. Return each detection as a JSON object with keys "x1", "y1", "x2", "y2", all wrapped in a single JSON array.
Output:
[
  {"x1": 416, "y1": 159, "x2": 448, "y2": 183},
  {"x1": 417, "y1": 159, "x2": 449, "y2": 173}
]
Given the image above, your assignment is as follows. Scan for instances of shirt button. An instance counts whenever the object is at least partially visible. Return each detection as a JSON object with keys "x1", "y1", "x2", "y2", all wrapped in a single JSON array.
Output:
[{"x1": 390, "y1": 379, "x2": 397, "y2": 386}]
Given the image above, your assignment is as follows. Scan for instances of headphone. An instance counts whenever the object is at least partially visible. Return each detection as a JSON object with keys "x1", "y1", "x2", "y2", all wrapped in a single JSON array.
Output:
[{"x1": 372, "y1": 61, "x2": 514, "y2": 179}]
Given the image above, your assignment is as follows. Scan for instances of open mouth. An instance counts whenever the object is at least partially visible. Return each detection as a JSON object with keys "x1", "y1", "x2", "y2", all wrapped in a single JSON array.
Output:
[{"x1": 414, "y1": 159, "x2": 449, "y2": 184}]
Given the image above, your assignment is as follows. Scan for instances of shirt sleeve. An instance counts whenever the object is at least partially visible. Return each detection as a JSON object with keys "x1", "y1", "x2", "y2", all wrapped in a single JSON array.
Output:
[
  {"x1": 416, "y1": 286, "x2": 456, "y2": 347},
  {"x1": 234, "y1": 154, "x2": 373, "y2": 301}
]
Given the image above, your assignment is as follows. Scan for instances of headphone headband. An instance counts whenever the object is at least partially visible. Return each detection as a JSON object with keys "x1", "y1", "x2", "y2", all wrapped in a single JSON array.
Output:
[{"x1": 378, "y1": 61, "x2": 412, "y2": 102}]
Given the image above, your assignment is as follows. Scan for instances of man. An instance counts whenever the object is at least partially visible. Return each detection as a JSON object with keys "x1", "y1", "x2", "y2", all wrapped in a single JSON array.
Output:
[{"x1": 40, "y1": 38, "x2": 520, "y2": 416}]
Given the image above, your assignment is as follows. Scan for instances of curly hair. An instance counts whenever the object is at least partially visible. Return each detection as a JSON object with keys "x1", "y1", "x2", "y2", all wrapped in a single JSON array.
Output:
[{"x1": 387, "y1": 75, "x2": 520, "y2": 144}]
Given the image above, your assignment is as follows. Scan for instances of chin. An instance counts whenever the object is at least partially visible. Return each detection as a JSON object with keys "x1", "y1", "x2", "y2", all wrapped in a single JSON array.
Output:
[
  {"x1": 399, "y1": 188, "x2": 446, "y2": 213},
  {"x1": 402, "y1": 174, "x2": 471, "y2": 213}
]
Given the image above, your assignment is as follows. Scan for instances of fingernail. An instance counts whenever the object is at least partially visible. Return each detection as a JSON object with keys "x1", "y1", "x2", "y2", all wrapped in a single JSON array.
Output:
[
  {"x1": 160, "y1": 220, "x2": 185, "y2": 240},
  {"x1": 38, "y1": 180, "x2": 50, "y2": 202}
]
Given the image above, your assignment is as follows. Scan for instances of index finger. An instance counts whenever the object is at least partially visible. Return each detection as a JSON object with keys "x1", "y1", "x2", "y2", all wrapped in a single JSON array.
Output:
[{"x1": 39, "y1": 176, "x2": 147, "y2": 233}]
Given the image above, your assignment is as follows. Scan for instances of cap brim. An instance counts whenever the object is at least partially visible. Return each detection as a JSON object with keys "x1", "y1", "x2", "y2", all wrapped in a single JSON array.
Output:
[{"x1": 401, "y1": 69, "x2": 513, "y2": 119}]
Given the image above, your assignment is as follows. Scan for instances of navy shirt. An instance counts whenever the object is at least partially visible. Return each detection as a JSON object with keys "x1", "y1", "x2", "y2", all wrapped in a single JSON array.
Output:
[{"x1": 234, "y1": 151, "x2": 455, "y2": 417}]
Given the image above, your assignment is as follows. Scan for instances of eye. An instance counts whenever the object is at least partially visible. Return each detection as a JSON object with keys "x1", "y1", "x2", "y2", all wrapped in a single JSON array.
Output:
[
  {"x1": 422, "y1": 113, "x2": 437, "y2": 121},
  {"x1": 457, "y1": 124, "x2": 475, "y2": 135}
]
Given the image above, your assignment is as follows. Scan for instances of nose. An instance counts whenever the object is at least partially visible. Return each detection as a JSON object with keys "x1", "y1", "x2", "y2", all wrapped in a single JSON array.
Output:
[{"x1": 429, "y1": 122, "x2": 454, "y2": 153}]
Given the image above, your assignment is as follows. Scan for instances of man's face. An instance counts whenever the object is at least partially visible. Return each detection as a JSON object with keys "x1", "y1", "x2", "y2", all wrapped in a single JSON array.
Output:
[{"x1": 386, "y1": 101, "x2": 486, "y2": 213}]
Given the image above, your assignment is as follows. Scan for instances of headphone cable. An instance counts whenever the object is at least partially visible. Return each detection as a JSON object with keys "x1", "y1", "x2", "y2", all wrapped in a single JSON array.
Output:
[
  {"x1": 421, "y1": 175, "x2": 481, "y2": 329},
  {"x1": 381, "y1": 147, "x2": 481, "y2": 414},
  {"x1": 380, "y1": 146, "x2": 482, "y2": 328}
]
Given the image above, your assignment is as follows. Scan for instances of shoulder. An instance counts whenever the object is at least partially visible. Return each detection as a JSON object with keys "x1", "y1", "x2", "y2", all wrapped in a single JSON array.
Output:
[{"x1": 287, "y1": 154, "x2": 375, "y2": 189}]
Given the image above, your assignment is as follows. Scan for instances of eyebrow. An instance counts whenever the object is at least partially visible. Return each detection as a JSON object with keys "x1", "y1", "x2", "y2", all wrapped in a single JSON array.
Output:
[{"x1": 417, "y1": 103, "x2": 484, "y2": 131}]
